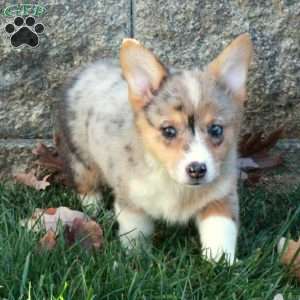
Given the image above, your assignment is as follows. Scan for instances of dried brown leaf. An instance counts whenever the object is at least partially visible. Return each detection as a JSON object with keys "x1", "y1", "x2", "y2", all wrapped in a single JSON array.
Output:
[
  {"x1": 22, "y1": 207, "x2": 103, "y2": 251},
  {"x1": 39, "y1": 230, "x2": 56, "y2": 250},
  {"x1": 238, "y1": 158, "x2": 259, "y2": 170},
  {"x1": 65, "y1": 218, "x2": 103, "y2": 250},
  {"x1": 238, "y1": 128, "x2": 285, "y2": 185},
  {"x1": 239, "y1": 128, "x2": 283, "y2": 157},
  {"x1": 32, "y1": 139, "x2": 72, "y2": 186},
  {"x1": 239, "y1": 131, "x2": 263, "y2": 157},
  {"x1": 14, "y1": 171, "x2": 50, "y2": 190},
  {"x1": 244, "y1": 173, "x2": 262, "y2": 186},
  {"x1": 278, "y1": 237, "x2": 300, "y2": 282},
  {"x1": 252, "y1": 153, "x2": 283, "y2": 169},
  {"x1": 21, "y1": 207, "x2": 88, "y2": 232},
  {"x1": 239, "y1": 154, "x2": 283, "y2": 172},
  {"x1": 32, "y1": 142, "x2": 64, "y2": 171},
  {"x1": 257, "y1": 127, "x2": 284, "y2": 153}
]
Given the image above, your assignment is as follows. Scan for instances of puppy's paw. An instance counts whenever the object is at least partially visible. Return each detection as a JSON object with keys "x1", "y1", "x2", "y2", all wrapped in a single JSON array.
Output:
[
  {"x1": 199, "y1": 216, "x2": 237, "y2": 265},
  {"x1": 202, "y1": 247, "x2": 236, "y2": 265},
  {"x1": 120, "y1": 232, "x2": 152, "y2": 255},
  {"x1": 79, "y1": 193, "x2": 103, "y2": 217}
]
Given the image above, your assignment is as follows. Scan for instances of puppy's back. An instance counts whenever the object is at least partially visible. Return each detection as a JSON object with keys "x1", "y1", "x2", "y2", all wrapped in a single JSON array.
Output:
[{"x1": 57, "y1": 60, "x2": 134, "y2": 189}]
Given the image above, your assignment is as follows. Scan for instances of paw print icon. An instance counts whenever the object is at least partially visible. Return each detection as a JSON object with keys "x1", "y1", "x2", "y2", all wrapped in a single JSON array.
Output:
[{"x1": 5, "y1": 16, "x2": 45, "y2": 48}]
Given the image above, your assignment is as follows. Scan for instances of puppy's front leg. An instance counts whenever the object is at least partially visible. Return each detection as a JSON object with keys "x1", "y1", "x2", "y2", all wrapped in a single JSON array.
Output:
[
  {"x1": 115, "y1": 202, "x2": 154, "y2": 248},
  {"x1": 196, "y1": 198, "x2": 238, "y2": 265}
]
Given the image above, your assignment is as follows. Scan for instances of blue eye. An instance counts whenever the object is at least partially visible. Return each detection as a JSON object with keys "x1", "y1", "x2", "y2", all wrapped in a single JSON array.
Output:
[
  {"x1": 208, "y1": 124, "x2": 223, "y2": 138},
  {"x1": 161, "y1": 126, "x2": 177, "y2": 139}
]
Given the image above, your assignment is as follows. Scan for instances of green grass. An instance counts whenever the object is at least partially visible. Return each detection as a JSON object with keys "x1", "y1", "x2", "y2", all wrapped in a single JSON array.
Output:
[{"x1": 0, "y1": 182, "x2": 300, "y2": 300}]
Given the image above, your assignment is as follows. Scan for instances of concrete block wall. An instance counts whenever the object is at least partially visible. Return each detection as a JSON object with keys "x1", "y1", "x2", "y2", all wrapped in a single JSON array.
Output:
[{"x1": 0, "y1": 0, "x2": 299, "y2": 178}]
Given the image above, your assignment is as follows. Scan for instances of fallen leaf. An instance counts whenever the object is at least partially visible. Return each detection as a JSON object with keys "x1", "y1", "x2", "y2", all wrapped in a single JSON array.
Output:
[
  {"x1": 21, "y1": 207, "x2": 89, "y2": 232},
  {"x1": 70, "y1": 218, "x2": 103, "y2": 250},
  {"x1": 45, "y1": 207, "x2": 57, "y2": 215},
  {"x1": 14, "y1": 170, "x2": 50, "y2": 190},
  {"x1": 244, "y1": 173, "x2": 262, "y2": 185},
  {"x1": 32, "y1": 134, "x2": 72, "y2": 187},
  {"x1": 252, "y1": 153, "x2": 283, "y2": 169},
  {"x1": 278, "y1": 237, "x2": 300, "y2": 282},
  {"x1": 32, "y1": 142, "x2": 64, "y2": 171},
  {"x1": 239, "y1": 131, "x2": 263, "y2": 157},
  {"x1": 238, "y1": 154, "x2": 283, "y2": 171},
  {"x1": 39, "y1": 230, "x2": 56, "y2": 250},
  {"x1": 238, "y1": 158, "x2": 259, "y2": 170},
  {"x1": 238, "y1": 128, "x2": 284, "y2": 184},
  {"x1": 21, "y1": 207, "x2": 103, "y2": 251},
  {"x1": 239, "y1": 127, "x2": 283, "y2": 157}
]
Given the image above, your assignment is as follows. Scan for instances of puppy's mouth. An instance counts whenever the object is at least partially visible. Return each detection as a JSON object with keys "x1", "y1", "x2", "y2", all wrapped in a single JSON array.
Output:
[
  {"x1": 185, "y1": 180, "x2": 205, "y2": 187},
  {"x1": 183, "y1": 176, "x2": 218, "y2": 187},
  {"x1": 187, "y1": 182, "x2": 201, "y2": 186}
]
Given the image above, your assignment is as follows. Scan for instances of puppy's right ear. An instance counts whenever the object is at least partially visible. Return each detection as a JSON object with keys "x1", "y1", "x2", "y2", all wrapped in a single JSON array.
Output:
[
  {"x1": 208, "y1": 33, "x2": 253, "y2": 104},
  {"x1": 120, "y1": 39, "x2": 167, "y2": 111}
]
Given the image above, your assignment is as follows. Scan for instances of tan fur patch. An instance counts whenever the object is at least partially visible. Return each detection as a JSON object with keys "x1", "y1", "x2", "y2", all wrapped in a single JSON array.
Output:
[
  {"x1": 120, "y1": 38, "x2": 167, "y2": 111},
  {"x1": 197, "y1": 102, "x2": 217, "y2": 126},
  {"x1": 117, "y1": 201, "x2": 146, "y2": 215},
  {"x1": 75, "y1": 165, "x2": 101, "y2": 195},
  {"x1": 197, "y1": 101, "x2": 236, "y2": 164},
  {"x1": 199, "y1": 198, "x2": 235, "y2": 220},
  {"x1": 136, "y1": 116, "x2": 184, "y2": 171},
  {"x1": 136, "y1": 109, "x2": 188, "y2": 171}
]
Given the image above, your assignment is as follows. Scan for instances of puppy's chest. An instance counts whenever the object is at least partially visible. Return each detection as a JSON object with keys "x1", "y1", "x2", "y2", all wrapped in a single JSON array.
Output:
[{"x1": 128, "y1": 169, "x2": 196, "y2": 223}]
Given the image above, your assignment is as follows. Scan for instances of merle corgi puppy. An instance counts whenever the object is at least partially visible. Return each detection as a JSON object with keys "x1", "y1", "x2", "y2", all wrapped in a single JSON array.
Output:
[{"x1": 59, "y1": 34, "x2": 253, "y2": 264}]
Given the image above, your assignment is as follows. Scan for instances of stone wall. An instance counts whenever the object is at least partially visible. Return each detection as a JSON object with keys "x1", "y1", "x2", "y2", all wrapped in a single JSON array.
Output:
[
  {"x1": 0, "y1": 0, "x2": 299, "y2": 177},
  {"x1": 134, "y1": 0, "x2": 300, "y2": 137}
]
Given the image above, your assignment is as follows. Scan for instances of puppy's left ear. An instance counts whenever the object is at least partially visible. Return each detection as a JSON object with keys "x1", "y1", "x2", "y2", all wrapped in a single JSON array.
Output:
[
  {"x1": 120, "y1": 39, "x2": 167, "y2": 111},
  {"x1": 208, "y1": 33, "x2": 253, "y2": 103}
]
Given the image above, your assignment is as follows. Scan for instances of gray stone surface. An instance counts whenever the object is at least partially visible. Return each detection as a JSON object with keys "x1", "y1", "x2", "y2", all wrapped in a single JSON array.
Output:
[
  {"x1": 1, "y1": 0, "x2": 300, "y2": 179},
  {"x1": 0, "y1": 0, "x2": 130, "y2": 139},
  {"x1": 1, "y1": 138, "x2": 298, "y2": 181},
  {"x1": 0, "y1": 139, "x2": 52, "y2": 179},
  {"x1": 134, "y1": 0, "x2": 300, "y2": 137}
]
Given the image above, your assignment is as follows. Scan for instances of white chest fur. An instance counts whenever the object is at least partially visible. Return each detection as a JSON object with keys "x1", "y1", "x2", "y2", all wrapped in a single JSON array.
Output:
[
  {"x1": 128, "y1": 165, "x2": 234, "y2": 224},
  {"x1": 129, "y1": 167, "x2": 183, "y2": 222}
]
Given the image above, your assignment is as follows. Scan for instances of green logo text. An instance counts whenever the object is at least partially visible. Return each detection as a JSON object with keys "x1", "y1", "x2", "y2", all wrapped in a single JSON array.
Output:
[{"x1": 3, "y1": 4, "x2": 46, "y2": 17}]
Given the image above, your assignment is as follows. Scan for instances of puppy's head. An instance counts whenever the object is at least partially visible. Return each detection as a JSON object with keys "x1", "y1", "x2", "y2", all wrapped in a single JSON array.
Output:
[{"x1": 120, "y1": 34, "x2": 252, "y2": 186}]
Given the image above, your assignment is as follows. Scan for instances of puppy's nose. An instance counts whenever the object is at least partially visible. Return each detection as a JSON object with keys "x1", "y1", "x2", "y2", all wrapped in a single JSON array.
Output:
[{"x1": 186, "y1": 162, "x2": 207, "y2": 179}]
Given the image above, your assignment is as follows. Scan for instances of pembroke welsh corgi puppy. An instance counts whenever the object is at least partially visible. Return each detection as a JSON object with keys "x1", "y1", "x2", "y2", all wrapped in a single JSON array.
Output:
[{"x1": 58, "y1": 34, "x2": 253, "y2": 264}]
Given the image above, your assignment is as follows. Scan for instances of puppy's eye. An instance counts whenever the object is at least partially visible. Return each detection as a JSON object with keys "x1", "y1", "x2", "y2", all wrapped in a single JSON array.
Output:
[
  {"x1": 161, "y1": 126, "x2": 177, "y2": 139},
  {"x1": 208, "y1": 124, "x2": 223, "y2": 138}
]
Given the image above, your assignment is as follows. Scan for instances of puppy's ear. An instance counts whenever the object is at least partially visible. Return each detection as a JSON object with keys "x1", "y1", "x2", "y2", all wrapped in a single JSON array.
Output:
[
  {"x1": 120, "y1": 39, "x2": 167, "y2": 111},
  {"x1": 208, "y1": 33, "x2": 253, "y2": 103}
]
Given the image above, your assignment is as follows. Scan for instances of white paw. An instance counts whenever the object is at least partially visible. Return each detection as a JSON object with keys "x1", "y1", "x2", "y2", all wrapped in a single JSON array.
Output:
[
  {"x1": 115, "y1": 203, "x2": 154, "y2": 250},
  {"x1": 79, "y1": 193, "x2": 102, "y2": 217},
  {"x1": 202, "y1": 247, "x2": 235, "y2": 265},
  {"x1": 119, "y1": 231, "x2": 147, "y2": 250},
  {"x1": 198, "y1": 216, "x2": 237, "y2": 265}
]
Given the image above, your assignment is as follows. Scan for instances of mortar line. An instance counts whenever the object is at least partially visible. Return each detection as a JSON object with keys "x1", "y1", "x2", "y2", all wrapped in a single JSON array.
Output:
[{"x1": 129, "y1": 0, "x2": 134, "y2": 37}]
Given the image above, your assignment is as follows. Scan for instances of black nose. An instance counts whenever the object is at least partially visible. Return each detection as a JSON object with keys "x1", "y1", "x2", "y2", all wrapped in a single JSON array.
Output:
[{"x1": 186, "y1": 162, "x2": 207, "y2": 179}]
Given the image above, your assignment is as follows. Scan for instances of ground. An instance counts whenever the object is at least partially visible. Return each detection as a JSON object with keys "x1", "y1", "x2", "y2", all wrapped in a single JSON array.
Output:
[{"x1": 0, "y1": 174, "x2": 300, "y2": 299}]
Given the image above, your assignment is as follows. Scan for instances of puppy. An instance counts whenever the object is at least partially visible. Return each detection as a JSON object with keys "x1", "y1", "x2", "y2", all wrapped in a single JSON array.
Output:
[{"x1": 58, "y1": 34, "x2": 253, "y2": 264}]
